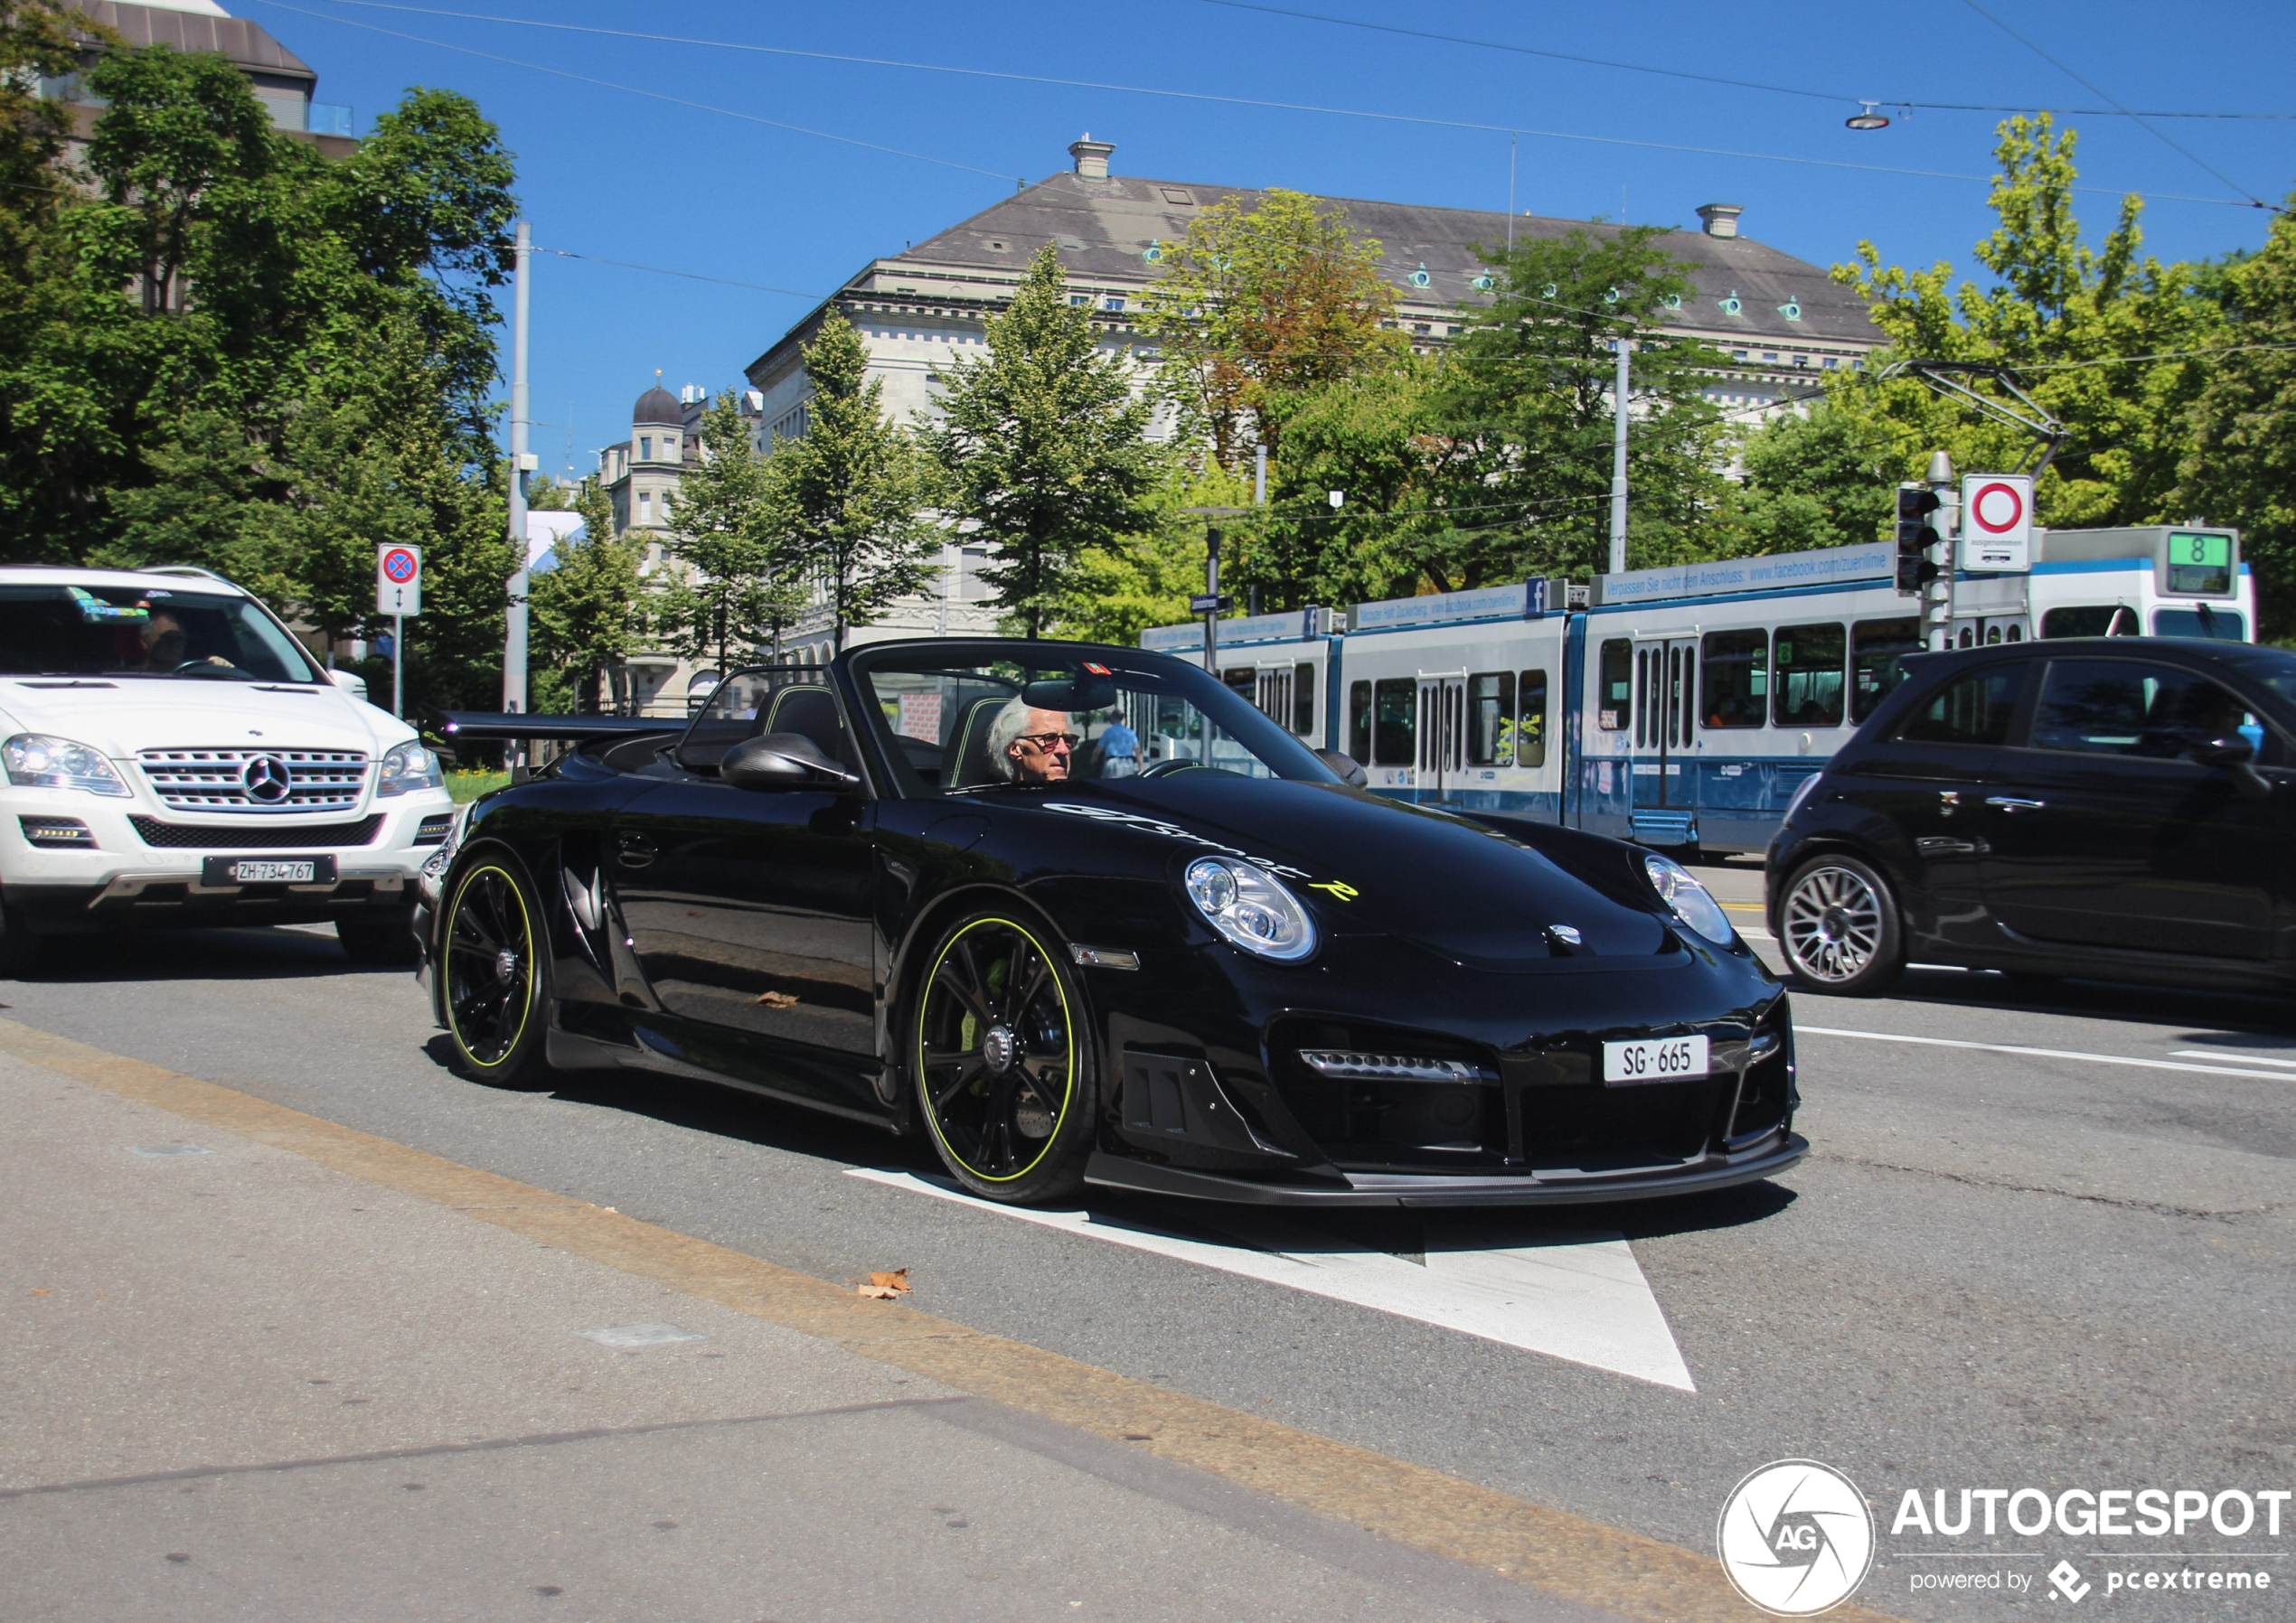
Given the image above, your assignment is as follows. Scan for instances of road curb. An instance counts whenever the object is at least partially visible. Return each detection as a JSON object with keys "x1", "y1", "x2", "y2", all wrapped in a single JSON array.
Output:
[{"x1": 0, "y1": 1015, "x2": 1907, "y2": 1623}]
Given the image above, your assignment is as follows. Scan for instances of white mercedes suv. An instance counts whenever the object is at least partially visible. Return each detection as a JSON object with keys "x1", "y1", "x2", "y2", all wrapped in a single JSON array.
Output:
[{"x1": 0, "y1": 566, "x2": 456, "y2": 971}]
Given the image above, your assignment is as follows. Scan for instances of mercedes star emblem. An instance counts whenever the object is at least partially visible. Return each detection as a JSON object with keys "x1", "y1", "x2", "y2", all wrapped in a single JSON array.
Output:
[{"x1": 240, "y1": 755, "x2": 293, "y2": 804}]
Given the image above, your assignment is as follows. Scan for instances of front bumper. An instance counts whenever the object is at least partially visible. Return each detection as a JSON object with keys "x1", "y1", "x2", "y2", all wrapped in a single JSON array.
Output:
[{"x1": 1, "y1": 787, "x2": 455, "y2": 930}]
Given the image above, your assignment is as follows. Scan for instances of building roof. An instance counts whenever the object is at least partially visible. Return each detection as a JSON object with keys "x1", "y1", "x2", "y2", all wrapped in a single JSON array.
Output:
[
  {"x1": 632, "y1": 385, "x2": 682, "y2": 427},
  {"x1": 72, "y1": 1, "x2": 315, "y2": 83},
  {"x1": 898, "y1": 170, "x2": 1876, "y2": 348}
]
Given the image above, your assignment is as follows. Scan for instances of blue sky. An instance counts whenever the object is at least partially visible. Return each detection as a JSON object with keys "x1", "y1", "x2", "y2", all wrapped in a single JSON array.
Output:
[{"x1": 233, "y1": 0, "x2": 2295, "y2": 483}]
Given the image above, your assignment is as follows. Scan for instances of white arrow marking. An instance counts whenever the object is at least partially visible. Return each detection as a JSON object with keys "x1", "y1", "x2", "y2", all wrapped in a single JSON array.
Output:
[{"x1": 844, "y1": 1168, "x2": 1695, "y2": 1391}]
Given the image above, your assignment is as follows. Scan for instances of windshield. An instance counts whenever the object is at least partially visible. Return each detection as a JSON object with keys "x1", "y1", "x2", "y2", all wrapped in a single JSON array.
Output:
[
  {"x1": 852, "y1": 647, "x2": 1334, "y2": 796},
  {"x1": 0, "y1": 583, "x2": 319, "y2": 681}
]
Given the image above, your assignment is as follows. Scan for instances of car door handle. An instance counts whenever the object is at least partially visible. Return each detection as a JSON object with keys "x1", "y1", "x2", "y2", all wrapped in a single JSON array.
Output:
[
  {"x1": 1985, "y1": 796, "x2": 2046, "y2": 813},
  {"x1": 616, "y1": 831, "x2": 657, "y2": 867}
]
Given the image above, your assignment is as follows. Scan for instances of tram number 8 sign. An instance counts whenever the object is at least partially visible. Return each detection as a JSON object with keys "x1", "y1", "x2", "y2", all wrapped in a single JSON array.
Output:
[{"x1": 376, "y1": 544, "x2": 423, "y2": 616}]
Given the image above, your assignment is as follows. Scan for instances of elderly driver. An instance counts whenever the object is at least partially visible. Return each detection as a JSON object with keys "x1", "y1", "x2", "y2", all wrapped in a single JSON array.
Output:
[{"x1": 988, "y1": 698, "x2": 1077, "y2": 785}]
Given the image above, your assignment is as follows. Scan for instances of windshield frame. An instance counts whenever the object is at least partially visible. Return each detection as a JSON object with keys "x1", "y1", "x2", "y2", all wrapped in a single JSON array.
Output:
[
  {"x1": 0, "y1": 578, "x2": 324, "y2": 684},
  {"x1": 843, "y1": 640, "x2": 1338, "y2": 801}
]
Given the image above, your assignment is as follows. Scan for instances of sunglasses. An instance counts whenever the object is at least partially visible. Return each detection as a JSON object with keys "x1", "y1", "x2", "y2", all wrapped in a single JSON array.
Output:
[{"x1": 1017, "y1": 731, "x2": 1080, "y2": 751}]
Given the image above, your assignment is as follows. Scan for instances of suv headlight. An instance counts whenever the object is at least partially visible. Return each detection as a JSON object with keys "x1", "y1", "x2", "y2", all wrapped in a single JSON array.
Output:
[
  {"x1": 4, "y1": 734, "x2": 129, "y2": 797},
  {"x1": 1183, "y1": 856, "x2": 1316, "y2": 962},
  {"x1": 375, "y1": 741, "x2": 444, "y2": 797},
  {"x1": 1643, "y1": 853, "x2": 1736, "y2": 946}
]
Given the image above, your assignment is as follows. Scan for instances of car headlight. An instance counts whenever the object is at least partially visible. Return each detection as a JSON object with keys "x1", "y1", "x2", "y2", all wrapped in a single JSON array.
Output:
[
  {"x1": 376, "y1": 741, "x2": 444, "y2": 797},
  {"x1": 1643, "y1": 853, "x2": 1736, "y2": 946},
  {"x1": 4, "y1": 734, "x2": 129, "y2": 797},
  {"x1": 415, "y1": 805, "x2": 468, "y2": 905},
  {"x1": 1783, "y1": 769, "x2": 1827, "y2": 823},
  {"x1": 1183, "y1": 856, "x2": 1317, "y2": 962}
]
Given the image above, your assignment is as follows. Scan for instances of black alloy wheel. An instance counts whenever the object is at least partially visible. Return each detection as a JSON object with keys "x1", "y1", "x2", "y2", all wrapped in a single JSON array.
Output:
[
  {"x1": 913, "y1": 912, "x2": 1094, "y2": 1203},
  {"x1": 1779, "y1": 854, "x2": 1905, "y2": 996},
  {"x1": 442, "y1": 855, "x2": 551, "y2": 1084}
]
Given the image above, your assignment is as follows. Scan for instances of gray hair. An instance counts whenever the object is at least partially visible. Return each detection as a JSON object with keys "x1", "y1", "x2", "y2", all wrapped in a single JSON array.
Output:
[{"x1": 986, "y1": 697, "x2": 1037, "y2": 781}]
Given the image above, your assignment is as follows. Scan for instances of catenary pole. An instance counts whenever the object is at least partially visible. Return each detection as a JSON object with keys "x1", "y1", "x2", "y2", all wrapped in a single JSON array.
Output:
[
  {"x1": 1608, "y1": 337, "x2": 1631, "y2": 575},
  {"x1": 503, "y1": 220, "x2": 532, "y2": 716}
]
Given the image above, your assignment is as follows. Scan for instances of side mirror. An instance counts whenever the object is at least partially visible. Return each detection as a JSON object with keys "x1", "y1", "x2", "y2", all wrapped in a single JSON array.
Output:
[
  {"x1": 1313, "y1": 747, "x2": 1368, "y2": 788},
  {"x1": 721, "y1": 732, "x2": 859, "y2": 792}
]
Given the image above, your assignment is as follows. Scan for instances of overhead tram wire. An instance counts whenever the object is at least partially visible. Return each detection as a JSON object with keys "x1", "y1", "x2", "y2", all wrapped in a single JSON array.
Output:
[
  {"x1": 242, "y1": 0, "x2": 1027, "y2": 183},
  {"x1": 264, "y1": 0, "x2": 2277, "y2": 214},
  {"x1": 1191, "y1": 0, "x2": 2296, "y2": 121},
  {"x1": 533, "y1": 248, "x2": 824, "y2": 302}
]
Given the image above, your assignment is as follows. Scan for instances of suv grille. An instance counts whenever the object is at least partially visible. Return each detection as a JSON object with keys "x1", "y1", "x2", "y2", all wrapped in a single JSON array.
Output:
[
  {"x1": 138, "y1": 748, "x2": 368, "y2": 813},
  {"x1": 130, "y1": 815, "x2": 381, "y2": 849}
]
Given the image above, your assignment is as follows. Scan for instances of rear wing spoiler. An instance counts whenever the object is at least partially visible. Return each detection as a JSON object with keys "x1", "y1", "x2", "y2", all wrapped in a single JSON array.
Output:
[{"x1": 427, "y1": 710, "x2": 677, "y2": 744}]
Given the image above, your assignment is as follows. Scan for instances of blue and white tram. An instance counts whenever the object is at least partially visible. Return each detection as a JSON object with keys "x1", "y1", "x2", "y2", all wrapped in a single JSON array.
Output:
[{"x1": 1140, "y1": 524, "x2": 2252, "y2": 853}]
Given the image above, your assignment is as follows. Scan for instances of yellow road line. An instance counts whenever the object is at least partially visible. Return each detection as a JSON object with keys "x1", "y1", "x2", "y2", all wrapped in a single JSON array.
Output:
[{"x1": 0, "y1": 1015, "x2": 1904, "y2": 1623}]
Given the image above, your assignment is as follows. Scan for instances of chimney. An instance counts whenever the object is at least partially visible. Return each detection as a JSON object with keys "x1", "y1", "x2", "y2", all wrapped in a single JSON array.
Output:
[
  {"x1": 1695, "y1": 202, "x2": 1745, "y2": 239},
  {"x1": 1068, "y1": 133, "x2": 1115, "y2": 180}
]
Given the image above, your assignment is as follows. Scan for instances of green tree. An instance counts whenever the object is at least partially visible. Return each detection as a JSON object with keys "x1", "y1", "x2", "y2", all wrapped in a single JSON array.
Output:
[
  {"x1": 531, "y1": 475, "x2": 644, "y2": 712},
  {"x1": 1422, "y1": 224, "x2": 1730, "y2": 585},
  {"x1": 657, "y1": 391, "x2": 801, "y2": 672},
  {"x1": 2175, "y1": 192, "x2": 2296, "y2": 633},
  {"x1": 1140, "y1": 188, "x2": 1403, "y2": 470},
  {"x1": 923, "y1": 246, "x2": 1160, "y2": 636},
  {"x1": 776, "y1": 315, "x2": 938, "y2": 649},
  {"x1": 1711, "y1": 407, "x2": 1898, "y2": 558},
  {"x1": 1829, "y1": 115, "x2": 2227, "y2": 530},
  {"x1": 522, "y1": 473, "x2": 571, "y2": 511},
  {"x1": 1050, "y1": 462, "x2": 1247, "y2": 645}
]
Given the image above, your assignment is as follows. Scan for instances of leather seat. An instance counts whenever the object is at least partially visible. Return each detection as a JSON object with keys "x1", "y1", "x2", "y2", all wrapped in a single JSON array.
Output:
[
  {"x1": 946, "y1": 694, "x2": 1015, "y2": 789},
  {"x1": 764, "y1": 685, "x2": 852, "y2": 766}
]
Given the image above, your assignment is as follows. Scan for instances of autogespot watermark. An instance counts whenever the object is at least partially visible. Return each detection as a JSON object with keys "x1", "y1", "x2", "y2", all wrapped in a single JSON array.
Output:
[{"x1": 1717, "y1": 1466, "x2": 2291, "y2": 1612}]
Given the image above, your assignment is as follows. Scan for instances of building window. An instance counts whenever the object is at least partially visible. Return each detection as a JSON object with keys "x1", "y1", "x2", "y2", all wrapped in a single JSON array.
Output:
[
  {"x1": 1412, "y1": 323, "x2": 1430, "y2": 334},
  {"x1": 1069, "y1": 294, "x2": 1088, "y2": 306},
  {"x1": 1105, "y1": 296, "x2": 1125, "y2": 312},
  {"x1": 1822, "y1": 356, "x2": 1838, "y2": 369},
  {"x1": 640, "y1": 436, "x2": 653, "y2": 459}
]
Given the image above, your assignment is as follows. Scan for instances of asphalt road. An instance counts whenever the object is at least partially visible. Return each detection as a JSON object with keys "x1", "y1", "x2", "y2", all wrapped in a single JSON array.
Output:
[{"x1": 3, "y1": 858, "x2": 2290, "y2": 1623}]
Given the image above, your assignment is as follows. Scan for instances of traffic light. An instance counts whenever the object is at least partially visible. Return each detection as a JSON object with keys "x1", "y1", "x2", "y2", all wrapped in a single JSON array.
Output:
[{"x1": 1896, "y1": 485, "x2": 1943, "y2": 594}]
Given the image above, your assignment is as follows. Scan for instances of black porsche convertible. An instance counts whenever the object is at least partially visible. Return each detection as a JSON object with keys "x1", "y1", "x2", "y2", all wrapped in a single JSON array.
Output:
[{"x1": 415, "y1": 639, "x2": 1803, "y2": 1207}]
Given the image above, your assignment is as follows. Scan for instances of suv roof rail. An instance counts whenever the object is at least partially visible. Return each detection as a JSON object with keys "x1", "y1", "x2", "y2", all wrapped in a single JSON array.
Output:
[{"x1": 145, "y1": 565, "x2": 231, "y2": 582}]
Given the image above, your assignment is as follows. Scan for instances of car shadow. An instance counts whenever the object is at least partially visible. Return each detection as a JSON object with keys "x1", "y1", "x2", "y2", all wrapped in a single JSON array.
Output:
[
  {"x1": 1877, "y1": 964, "x2": 2296, "y2": 1037},
  {"x1": 9, "y1": 924, "x2": 404, "y2": 983}
]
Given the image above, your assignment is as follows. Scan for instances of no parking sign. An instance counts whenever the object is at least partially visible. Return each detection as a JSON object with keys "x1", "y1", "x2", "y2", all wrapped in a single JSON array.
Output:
[
  {"x1": 376, "y1": 545, "x2": 423, "y2": 616},
  {"x1": 1959, "y1": 474, "x2": 2033, "y2": 573}
]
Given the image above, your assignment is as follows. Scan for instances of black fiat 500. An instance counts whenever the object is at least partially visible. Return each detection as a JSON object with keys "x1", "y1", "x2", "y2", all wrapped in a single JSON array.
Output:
[
  {"x1": 418, "y1": 639, "x2": 1801, "y2": 1207},
  {"x1": 1768, "y1": 636, "x2": 2296, "y2": 999}
]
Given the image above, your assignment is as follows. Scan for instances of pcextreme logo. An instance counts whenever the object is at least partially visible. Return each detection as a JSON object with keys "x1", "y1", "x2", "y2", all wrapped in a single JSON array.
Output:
[{"x1": 1717, "y1": 1459, "x2": 1877, "y2": 1616}]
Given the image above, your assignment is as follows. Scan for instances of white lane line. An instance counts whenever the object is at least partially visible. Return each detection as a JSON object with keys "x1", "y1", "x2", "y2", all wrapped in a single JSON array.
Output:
[
  {"x1": 1800, "y1": 1026, "x2": 2296, "y2": 1083},
  {"x1": 2172, "y1": 1050, "x2": 2296, "y2": 1069},
  {"x1": 845, "y1": 1168, "x2": 1696, "y2": 1392}
]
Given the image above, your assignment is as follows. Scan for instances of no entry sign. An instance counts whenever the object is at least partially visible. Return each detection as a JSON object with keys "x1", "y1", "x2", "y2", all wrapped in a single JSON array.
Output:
[
  {"x1": 1959, "y1": 474, "x2": 2032, "y2": 573},
  {"x1": 376, "y1": 544, "x2": 423, "y2": 616}
]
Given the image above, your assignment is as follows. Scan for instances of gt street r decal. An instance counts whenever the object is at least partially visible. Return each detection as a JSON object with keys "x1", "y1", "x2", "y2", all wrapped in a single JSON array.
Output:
[
  {"x1": 1308, "y1": 881, "x2": 1359, "y2": 901},
  {"x1": 1041, "y1": 803, "x2": 1313, "y2": 881}
]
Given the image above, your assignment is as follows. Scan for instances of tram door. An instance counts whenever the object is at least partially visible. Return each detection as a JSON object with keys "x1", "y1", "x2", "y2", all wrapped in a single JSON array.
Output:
[
  {"x1": 1254, "y1": 665, "x2": 1295, "y2": 734},
  {"x1": 1416, "y1": 671, "x2": 1466, "y2": 799},
  {"x1": 1633, "y1": 638, "x2": 1698, "y2": 812}
]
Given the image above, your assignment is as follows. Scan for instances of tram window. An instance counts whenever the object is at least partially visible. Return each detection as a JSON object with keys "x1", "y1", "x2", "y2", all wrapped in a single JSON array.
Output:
[
  {"x1": 1294, "y1": 662, "x2": 1316, "y2": 733},
  {"x1": 1850, "y1": 617, "x2": 1922, "y2": 722},
  {"x1": 1699, "y1": 630, "x2": 1769, "y2": 728},
  {"x1": 1598, "y1": 639, "x2": 1631, "y2": 730},
  {"x1": 1518, "y1": 669, "x2": 1548, "y2": 768},
  {"x1": 1467, "y1": 672, "x2": 1515, "y2": 765},
  {"x1": 1223, "y1": 667, "x2": 1256, "y2": 697},
  {"x1": 1348, "y1": 680, "x2": 1371, "y2": 761},
  {"x1": 1372, "y1": 678, "x2": 1416, "y2": 765},
  {"x1": 2042, "y1": 605, "x2": 2140, "y2": 638},
  {"x1": 2153, "y1": 606, "x2": 2245, "y2": 641},
  {"x1": 1772, "y1": 623, "x2": 1846, "y2": 728},
  {"x1": 1900, "y1": 667, "x2": 2022, "y2": 746}
]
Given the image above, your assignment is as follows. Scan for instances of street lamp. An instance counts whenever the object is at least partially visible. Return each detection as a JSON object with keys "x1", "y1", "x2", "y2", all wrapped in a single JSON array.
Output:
[{"x1": 1846, "y1": 102, "x2": 1890, "y2": 131}]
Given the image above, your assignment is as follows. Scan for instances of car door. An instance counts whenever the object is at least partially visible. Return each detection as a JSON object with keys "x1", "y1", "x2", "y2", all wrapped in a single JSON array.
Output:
[
  {"x1": 1979, "y1": 655, "x2": 2289, "y2": 960},
  {"x1": 613, "y1": 678, "x2": 881, "y2": 1102},
  {"x1": 1830, "y1": 660, "x2": 2031, "y2": 950}
]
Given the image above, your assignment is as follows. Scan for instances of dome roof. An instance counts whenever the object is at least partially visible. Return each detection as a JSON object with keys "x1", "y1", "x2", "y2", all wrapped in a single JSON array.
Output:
[{"x1": 633, "y1": 386, "x2": 682, "y2": 427}]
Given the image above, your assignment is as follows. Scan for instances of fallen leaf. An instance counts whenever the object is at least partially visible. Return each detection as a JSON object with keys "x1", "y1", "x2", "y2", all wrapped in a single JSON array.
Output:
[
  {"x1": 754, "y1": 990, "x2": 800, "y2": 1009},
  {"x1": 30, "y1": 1288, "x2": 51, "y2": 1296},
  {"x1": 856, "y1": 1269, "x2": 911, "y2": 1299}
]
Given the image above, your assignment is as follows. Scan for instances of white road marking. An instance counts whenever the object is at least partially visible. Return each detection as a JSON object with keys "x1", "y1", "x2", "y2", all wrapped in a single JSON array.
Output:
[
  {"x1": 2172, "y1": 1050, "x2": 2296, "y2": 1069},
  {"x1": 845, "y1": 1168, "x2": 1696, "y2": 1392},
  {"x1": 1800, "y1": 1026, "x2": 2296, "y2": 1083},
  {"x1": 577, "y1": 1322, "x2": 704, "y2": 1349}
]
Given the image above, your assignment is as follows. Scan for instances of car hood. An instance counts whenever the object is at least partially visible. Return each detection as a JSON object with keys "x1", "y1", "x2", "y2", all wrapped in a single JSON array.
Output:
[
  {"x1": 1030, "y1": 776, "x2": 1672, "y2": 966},
  {"x1": 0, "y1": 678, "x2": 407, "y2": 757}
]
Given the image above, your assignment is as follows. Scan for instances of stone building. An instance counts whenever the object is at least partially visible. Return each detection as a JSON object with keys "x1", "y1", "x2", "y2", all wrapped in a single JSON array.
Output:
[{"x1": 738, "y1": 136, "x2": 1883, "y2": 665}]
